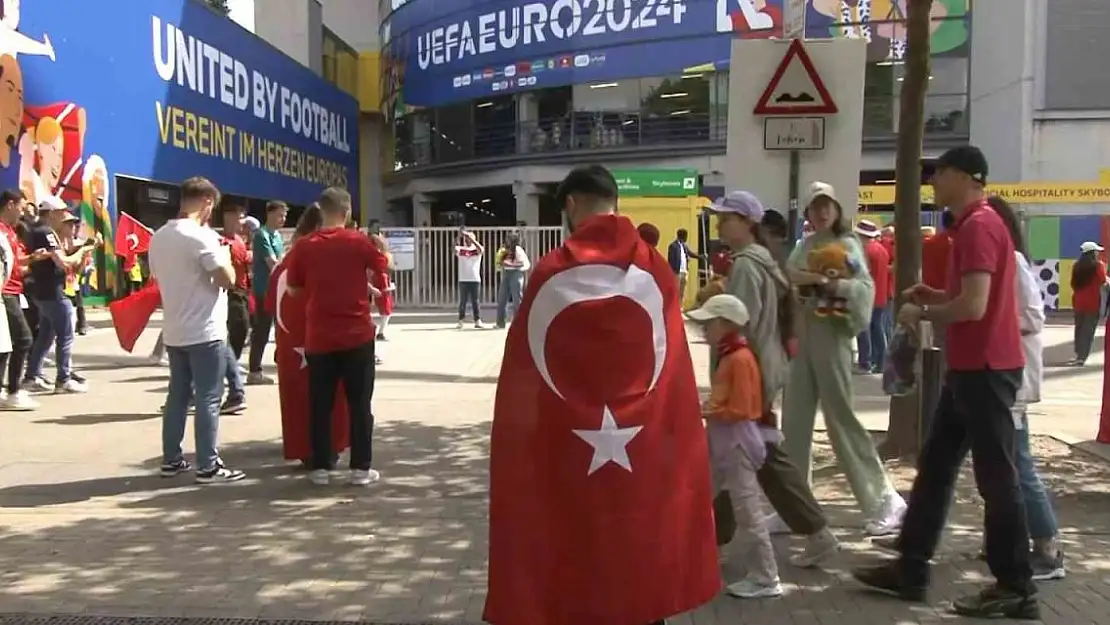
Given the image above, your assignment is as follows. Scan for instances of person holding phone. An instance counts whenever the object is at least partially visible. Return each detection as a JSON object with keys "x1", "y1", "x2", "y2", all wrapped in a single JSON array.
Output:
[
  {"x1": 455, "y1": 227, "x2": 485, "y2": 329},
  {"x1": 23, "y1": 196, "x2": 97, "y2": 394}
]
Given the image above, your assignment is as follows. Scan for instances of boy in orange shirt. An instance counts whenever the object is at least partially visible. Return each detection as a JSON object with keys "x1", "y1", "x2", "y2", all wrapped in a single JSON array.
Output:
[{"x1": 688, "y1": 293, "x2": 783, "y2": 599}]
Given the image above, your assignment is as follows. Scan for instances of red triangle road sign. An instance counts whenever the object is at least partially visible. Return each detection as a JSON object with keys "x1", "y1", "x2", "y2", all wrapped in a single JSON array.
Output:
[{"x1": 754, "y1": 39, "x2": 837, "y2": 115}]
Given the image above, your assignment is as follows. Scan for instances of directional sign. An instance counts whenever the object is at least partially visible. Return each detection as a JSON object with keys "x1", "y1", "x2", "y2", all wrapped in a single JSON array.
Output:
[{"x1": 754, "y1": 39, "x2": 837, "y2": 115}]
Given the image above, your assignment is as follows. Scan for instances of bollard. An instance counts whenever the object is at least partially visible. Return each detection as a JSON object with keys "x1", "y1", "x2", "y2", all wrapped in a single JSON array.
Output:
[{"x1": 919, "y1": 346, "x2": 943, "y2": 447}]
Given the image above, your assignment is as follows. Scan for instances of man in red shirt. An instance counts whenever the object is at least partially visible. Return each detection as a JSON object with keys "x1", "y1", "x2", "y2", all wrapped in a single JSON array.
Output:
[
  {"x1": 285, "y1": 187, "x2": 391, "y2": 487},
  {"x1": 0, "y1": 189, "x2": 40, "y2": 411},
  {"x1": 220, "y1": 205, "x2": 252, "y2": 361},
  {"x1": 853, "y1": 219, "x2": 891, "y2": 373},
  {"x1": 853, "y1": 146, "x2": 1037, "y2": 619}
]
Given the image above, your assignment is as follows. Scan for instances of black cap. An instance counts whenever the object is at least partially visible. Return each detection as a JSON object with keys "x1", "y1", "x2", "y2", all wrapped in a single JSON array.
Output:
[
  {"x1": 936, "y1": 146, "x2": 988, "y2": 184},
  {"x1": 554, "y1": 164, "x2": 618, "y2": 208}
]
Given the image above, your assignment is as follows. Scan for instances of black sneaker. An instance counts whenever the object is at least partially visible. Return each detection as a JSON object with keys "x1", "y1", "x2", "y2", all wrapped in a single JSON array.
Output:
[
  {"x1": 1031, "y1": 550, "x2": 1066, "y2": 581},
  {"x1": 220, "y1": 397, "x2": 247, "y2": 415},
  {"x1": 160, "y1": 458, "x2": 193, "y2": 478},
  {"x1": 376, "y1": 332, "x2": 388, "y2": 341},
  {"x1": 952, "y1": 585, "x2": 1039, "y2": 619},
  {"x1": 851, "y1": 562, "x2": 927, "y2": 602},
  {"x1": 195, "y1": 462, "x2": 246, "y2": 484}
]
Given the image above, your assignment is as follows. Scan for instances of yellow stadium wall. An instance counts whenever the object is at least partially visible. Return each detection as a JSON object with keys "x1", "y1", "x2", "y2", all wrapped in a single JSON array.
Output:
[{"x1": 619, "y1": 197, "x2": 702, "y2": 309}]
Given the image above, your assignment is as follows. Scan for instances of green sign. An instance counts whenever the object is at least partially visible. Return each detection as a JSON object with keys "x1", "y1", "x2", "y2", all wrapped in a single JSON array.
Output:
[{"x1": 613, "y1": 169, "x2": 699, "y2": 198}]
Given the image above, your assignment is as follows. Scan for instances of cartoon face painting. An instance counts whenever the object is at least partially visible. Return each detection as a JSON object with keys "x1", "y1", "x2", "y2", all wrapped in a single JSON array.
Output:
[
  {"x1": 33, "y1": 115, "x2": 62, "y2": 190},
  {"x1": 0, "y1": 53, "x2": 21, "y2": 167}
]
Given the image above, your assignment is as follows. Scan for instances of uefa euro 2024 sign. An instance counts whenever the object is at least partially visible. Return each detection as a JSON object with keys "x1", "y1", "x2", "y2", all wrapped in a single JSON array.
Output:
[{"x1": 416, "y1": 0, "x2": 690, "y2": 70}]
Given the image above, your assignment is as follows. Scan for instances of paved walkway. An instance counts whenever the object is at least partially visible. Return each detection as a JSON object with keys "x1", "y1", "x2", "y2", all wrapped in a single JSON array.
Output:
[{"x1": 1, "y1": 311, "x2": 1109, "y2": 624}]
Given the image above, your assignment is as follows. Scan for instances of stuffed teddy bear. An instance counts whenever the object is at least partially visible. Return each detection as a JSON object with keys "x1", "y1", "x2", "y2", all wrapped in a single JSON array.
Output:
[{"x1": 804, "y1": 243, "x2": 854, "y2": 317}]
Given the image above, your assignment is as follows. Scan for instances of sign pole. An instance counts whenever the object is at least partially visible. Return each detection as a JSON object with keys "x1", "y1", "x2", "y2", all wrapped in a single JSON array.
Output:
[{"x1": 788, "y1": 149, "x2": 800, "y2": 252}]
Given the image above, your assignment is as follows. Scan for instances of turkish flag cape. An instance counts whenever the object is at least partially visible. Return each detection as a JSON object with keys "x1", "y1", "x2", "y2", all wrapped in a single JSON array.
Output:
[
  {"x1": 108, "y1": 282, "x2": 161, "y2": 353},
  {"x1": 485, "y1": 214, "x2": 720, "y2": 625},
  {"x1": 115, "y1": 212, "x2": 154, "y2": 271},
  {"x1": 1098, "y1": 320, "x2": 1110, "y2": 444},
  {"x1": 265, "y1": 256, "x2": 350, "y2": 462}
]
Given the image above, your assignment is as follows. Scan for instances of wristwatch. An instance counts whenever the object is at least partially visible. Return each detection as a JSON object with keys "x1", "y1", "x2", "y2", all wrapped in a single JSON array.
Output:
[{"x1": 819, "y1": 276, "x2": 830, "y2": 286}]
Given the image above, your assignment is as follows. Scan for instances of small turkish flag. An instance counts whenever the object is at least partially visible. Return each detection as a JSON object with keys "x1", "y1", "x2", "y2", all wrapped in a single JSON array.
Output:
[
  {"x1": 484, "y1": 214, "x2": 720, "y2": 625},
  {"x1": 109, "y1": 282, "x2": 161, "y2": 352},
  {"x1": 115, "y1": 212, "x2": 153, "y2": 270},
  {"x1": 266, "y1": 256, "x2": 351, "y2": 462}
]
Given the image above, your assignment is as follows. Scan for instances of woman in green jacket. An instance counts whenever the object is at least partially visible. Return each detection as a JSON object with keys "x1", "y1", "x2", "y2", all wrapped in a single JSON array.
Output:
[{"x1": 782, "y1": 182, "x2": 906, "y2": 537}]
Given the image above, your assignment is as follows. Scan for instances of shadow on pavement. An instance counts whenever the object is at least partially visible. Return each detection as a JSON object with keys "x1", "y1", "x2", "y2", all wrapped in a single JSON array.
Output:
[
  {"x1": 0, "y1": 425, "x2": 1108, "y2": 624},
  {"x1": 32, "y1": 412, "x2": 163, "y2": 426}
]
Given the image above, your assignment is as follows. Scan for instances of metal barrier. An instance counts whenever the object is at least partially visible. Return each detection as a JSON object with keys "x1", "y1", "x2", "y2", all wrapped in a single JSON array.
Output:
[{"x1": 382, "y1": 226, "x2": 564, "y2": 308}]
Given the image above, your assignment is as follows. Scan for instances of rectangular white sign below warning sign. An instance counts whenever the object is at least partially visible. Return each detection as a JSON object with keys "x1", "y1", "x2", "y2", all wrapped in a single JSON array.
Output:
[{"x1": 754, "y1": 39, "x2": 837, "y2": 115}]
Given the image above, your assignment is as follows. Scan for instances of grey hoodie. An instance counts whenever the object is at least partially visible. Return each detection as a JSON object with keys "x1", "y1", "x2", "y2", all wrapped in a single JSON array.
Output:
[{"x1": 716, "y1": 243, "x2": 791, "y2": 404}]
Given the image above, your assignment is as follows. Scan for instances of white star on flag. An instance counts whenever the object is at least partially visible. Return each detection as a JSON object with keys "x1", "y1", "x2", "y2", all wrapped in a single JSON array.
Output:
[
  {"x1": 294, "y1": 347, "x2": 307, "y2": 369},
  {"x1": 573, "y1": 406, "x2": 643, "y2": 476}
]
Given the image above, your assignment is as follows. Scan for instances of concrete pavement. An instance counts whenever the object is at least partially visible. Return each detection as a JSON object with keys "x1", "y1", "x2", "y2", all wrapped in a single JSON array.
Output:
[{"x1": 0, "y1": 310, "x2": 1109, "y2": 624}]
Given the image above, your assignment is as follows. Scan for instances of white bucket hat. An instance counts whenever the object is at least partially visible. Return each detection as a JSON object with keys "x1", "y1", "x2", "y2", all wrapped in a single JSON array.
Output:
[
  {"x1": 686, "y1": 294, "x2": 750, "y2": 327},
  {"x1": 806, "y1": 181, "x2": 840, "y2": 209}
]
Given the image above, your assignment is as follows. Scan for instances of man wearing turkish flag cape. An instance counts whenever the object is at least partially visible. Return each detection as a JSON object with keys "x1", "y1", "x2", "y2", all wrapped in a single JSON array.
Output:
[
  {"x1": 265, "y1": 252, "x2": 350, "y2": 464},
  {"x1": 485, "y1": 165, "x2": 720, "y2": 625}
]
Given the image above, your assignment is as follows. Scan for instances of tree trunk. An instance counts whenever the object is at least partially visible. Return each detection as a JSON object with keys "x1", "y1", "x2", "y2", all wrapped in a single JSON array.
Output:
[{"x1": 878, "y1": 0, "x2": 933, "y2": 461}]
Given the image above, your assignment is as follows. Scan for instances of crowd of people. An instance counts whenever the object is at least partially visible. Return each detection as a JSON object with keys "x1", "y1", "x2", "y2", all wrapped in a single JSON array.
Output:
[
  {"x1": 143, "y1": 178, "x2": 397, "y2": 484},
  {"x1": 0, "y1": 189, "x2": 98, "y2": 413},
  {"x1": 485, "y1": 149, "x2": 1066, "y2": 625}
]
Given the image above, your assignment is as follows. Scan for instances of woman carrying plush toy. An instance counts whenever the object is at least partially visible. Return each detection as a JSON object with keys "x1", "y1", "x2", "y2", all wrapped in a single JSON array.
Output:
[{"x1": 782, "y1": 182, "x2": 907, "y2": 538}]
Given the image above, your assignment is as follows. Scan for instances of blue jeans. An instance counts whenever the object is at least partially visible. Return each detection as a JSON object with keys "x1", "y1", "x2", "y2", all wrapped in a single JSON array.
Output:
[
  {"x1": 223, "y1": 341, "x2": 244, "y2": 401},
  {"x1": 26, "y1": 297, "x2": 75, "y2": 384},
  {"x1": 1015, "y1": 409, "x2": 1059, "y2": 539},
  {"x1": 163, "y1": 340, "x2": 227, "y2": 472},
  {"x1": 856, "y1": 305, "x2": 889, "y2": 369},
  {"x1": 496, "y1": 270, "x2": 524, "y2": 327}
]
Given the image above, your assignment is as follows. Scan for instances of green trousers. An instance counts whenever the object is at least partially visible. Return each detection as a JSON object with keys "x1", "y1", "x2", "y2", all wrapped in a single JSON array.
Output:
[{"x1": 781, "y1": 319, "x2": 894, "y2": 519}]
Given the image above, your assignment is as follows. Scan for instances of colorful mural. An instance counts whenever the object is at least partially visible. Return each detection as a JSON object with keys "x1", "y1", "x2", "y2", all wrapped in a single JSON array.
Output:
[{"x1": 808, "y1": 0, "x2": 970, "y2": 61}]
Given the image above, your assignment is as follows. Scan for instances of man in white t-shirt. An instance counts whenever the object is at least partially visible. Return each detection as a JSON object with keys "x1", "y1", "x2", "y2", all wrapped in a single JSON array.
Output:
[
  {"x1": 148, "y1": 176, "x2": 245, "y2": 484},
  {"x1": 455, "y1": 227, "x2": 485, "y2": 329}
]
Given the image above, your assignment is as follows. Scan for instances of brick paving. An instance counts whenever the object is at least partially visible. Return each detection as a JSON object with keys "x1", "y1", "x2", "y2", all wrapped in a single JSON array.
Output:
[{"x1": 1, "y1": 312, "x2": 1109, "y2": 624}]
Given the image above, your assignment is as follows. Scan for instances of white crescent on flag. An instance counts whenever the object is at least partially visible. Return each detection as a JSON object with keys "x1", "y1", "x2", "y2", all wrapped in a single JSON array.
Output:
[
  {"x1": 126, "y1": 233, "x2": 139, "y2": 251},
  {"x1": 525, "y1": 263, "x2": 667, "y2": 476},
  {"x1": 274, "y1": 267, "x2": 290, "y2": 335},
  {"x1": 527, "y1": 263, "x2": 667, "y2": 399}
]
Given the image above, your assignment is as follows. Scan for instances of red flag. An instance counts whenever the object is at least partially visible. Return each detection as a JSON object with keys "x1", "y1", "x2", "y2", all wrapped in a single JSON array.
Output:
[
  {"x1": 115, "y1": 212, "x2": 153, "y2": 270},
  {"x1": 267, "y1": 255, "x2": 351, "y2": 462},
  {"x1": 108, "y1": 282, "x2": 161, "y2": 352},
  {"x1": 484, "y1": 214, "x2": 720, "y2": 625}
]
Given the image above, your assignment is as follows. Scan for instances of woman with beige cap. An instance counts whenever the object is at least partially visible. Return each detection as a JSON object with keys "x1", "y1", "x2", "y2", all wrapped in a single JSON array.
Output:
[{"x1": 781, "y1": 181, "x2": 907, "y2": 537}]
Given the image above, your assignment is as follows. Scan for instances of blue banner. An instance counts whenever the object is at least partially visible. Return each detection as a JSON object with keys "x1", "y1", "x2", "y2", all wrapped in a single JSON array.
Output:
[
  {"x1": 1, "y1": 0, "x2": 360, "y2": 224},
  {"x1": 383, "y1": 0, "x2": 972, "y2": 108},
  {"x1": 384, "y1": 0, "x2": 788, "y2": 106}
]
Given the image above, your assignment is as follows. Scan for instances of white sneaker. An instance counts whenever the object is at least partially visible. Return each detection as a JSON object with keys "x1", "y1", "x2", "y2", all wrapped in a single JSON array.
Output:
[
  {"x1": 23, "y1": 377, "x2": 52, "y2": 393},
  {"x1": 149, "y1": 353, "x2": 167, "y2": 366},
  {"x1": 725, "y1": 578, "x2": 784, "y2": 599},
  {"x1": 455, "y1": 320, "x2": 464, "y2": 329},
  {"x1": 350, "y1": 468, "x2": 380, "y2": 486},
  {"x1": 790, "y1": 528, "x2": 840, "y2": 568},
  {"x1": 308, "y1": 469, "x2": 330, "y2": 485},
  {"x1": 246, "y1": 372, "x2": 274, "y2": 385},
  {"x1": 865, "y1": 493, "x2": 907, "y2": 537},
  {"x1": 1, "y1": 390, "x2": 39, "y2": 411},
  {"x1": 56, "y1": 379, "x2": 88, "y2": 394}
]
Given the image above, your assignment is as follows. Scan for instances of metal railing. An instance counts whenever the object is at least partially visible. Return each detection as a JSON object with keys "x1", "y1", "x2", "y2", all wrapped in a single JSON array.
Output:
[
  {"x1": 391, "y1": 93, "x2": 969, "y2": 171},
  {"x1": 383, "y1": 226, "x2": 565, "y2": 308}
]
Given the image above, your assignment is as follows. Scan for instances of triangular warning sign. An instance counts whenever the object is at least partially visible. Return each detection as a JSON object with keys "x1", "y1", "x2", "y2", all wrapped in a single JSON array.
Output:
[{"x1": 754, "y1": 39, "x2": 837, "y2": 115}]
